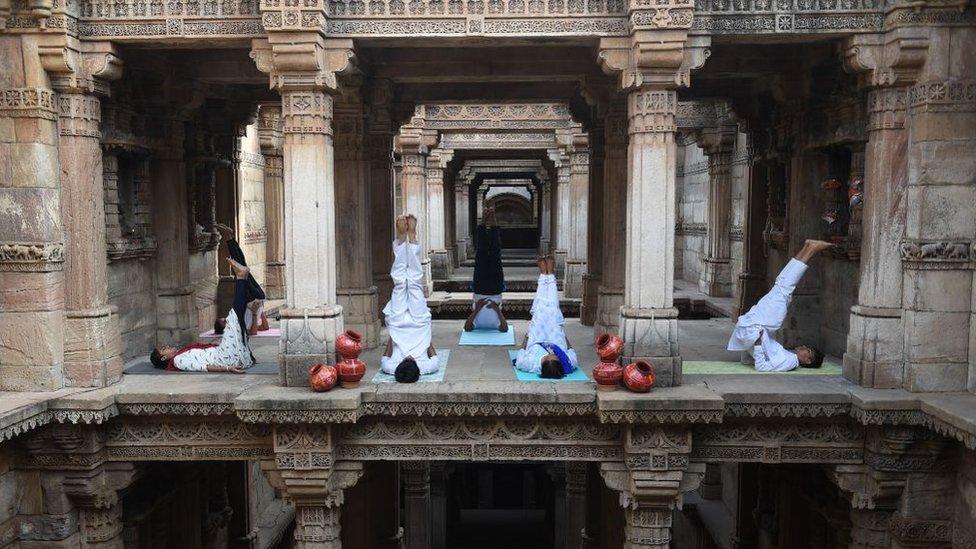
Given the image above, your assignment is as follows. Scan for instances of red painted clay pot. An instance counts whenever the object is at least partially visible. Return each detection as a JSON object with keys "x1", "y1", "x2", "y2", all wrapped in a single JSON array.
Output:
[
  {"x1": 337, "y1": 358, "x2": 366, "y2": 388},
  {"x1": 309, "y1": 363, "x2": 338, "y2": 392},
  {"x1": 623, "y1": 361, "x2": 656, "y2": 393},
  {"x1": 595, "y1": 333, "x2": 624, "y2": 362},
  {"x1": 336, "y1": 330, "x2": 363, "y2": 361},
  {"x1": 593, "y1": 361, "x2": 624, "y2": 391}
]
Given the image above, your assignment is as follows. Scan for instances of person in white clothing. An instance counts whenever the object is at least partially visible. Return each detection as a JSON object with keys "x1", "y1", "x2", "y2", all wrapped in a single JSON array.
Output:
[
  {"x1": 380, "y1": 214, "x2": 439, "y2": 382},
  {"x1": 464, "y1": 206, "x2": 508, "y2": 332},
  {"x1": 514, "y1": 255, "x2": 578, "y2": 378},
  {"x1": 727, "y1": 239, "x2": 832, "y2": 372}
]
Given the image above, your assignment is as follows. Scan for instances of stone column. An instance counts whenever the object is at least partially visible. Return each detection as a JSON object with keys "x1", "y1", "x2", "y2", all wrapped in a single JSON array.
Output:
[
  {"x1": 258, "y1": 103, "x2": 286, "y2": 300},
  {"x1": 427, "y1": 149, "x2": 453, "y2": 281},
  {"x1": 335, "y1": 81, "x2": 380, "y2": 348},
  {"x1": 582, "y1": 117, "x2": 605, "y2": 327},
  {"x1": 565, "y1": 137, "x2": 590, "y2": 299},
  {"x1": 396, "y1": 127, "x2": 434, "y2": 296},
  {"x1": 152, "y1": 115, "x2": 197, "y2": 346},
  {"x1": 565, "y1": 462, "x2": 588, "y2": 549},
  {"x1": 596, "y1": 97, "x2": 628, "y2": 338},
  {"x1": 698, "y1": 120, "x2": 737, "y2": 297},
  {"x1": 454, "y1": 180, "x2": 470, "y2": 264},
  {"x1": 540, "y1": 176, "x2": 552, "y2": 254},
  {"x1": 401, "y1": 461, "x2": 431, "y2": 549},
  {"x1": 0, "y1": 73, "x2": 66, "y2": 390},
  {"x1": 430, "y1": 463, "x2": 449, "y2": 549},
  {"x1": 366, "y1": 79, "x2": 395, "y2": 310},
  {"x1": 551, "y1": 150, "x2": 571, "y2": 278},
  {"x1": 619, "y1": 87, "x2": 681, "y2": 386},
  {"x1": 735, "y1": 152, "x2": 769, "y2": 315},
  {"x1": 548, "y1": 465, "x2": 568, "y2": 549}
]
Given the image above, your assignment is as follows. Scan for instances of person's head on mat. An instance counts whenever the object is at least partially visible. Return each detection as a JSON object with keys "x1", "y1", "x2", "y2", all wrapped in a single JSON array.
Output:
[
  {"x1": 149, "y1": 346, "x2": 179, "y2": 369},
  {"x1": 794, "y1": 345, "x2": 824, "y2": 368},
  {"x1": 395, "y1": 357, "x2": 421, "y2": 383},
  {"x1": 540, "y1": 353, "x2": 565, "y2": 379},
  {"x1": 213, "y1": 318, "x2": 226, "y2": 335}
]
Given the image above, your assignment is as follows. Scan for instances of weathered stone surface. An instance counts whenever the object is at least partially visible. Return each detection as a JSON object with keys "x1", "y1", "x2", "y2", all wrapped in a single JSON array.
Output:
[
  {"x1": 0, "y1": 272, "x2": 64, "y2": 312},
  {"x1": 0, "y1": 311, "x2": 63, "y2": 391}
]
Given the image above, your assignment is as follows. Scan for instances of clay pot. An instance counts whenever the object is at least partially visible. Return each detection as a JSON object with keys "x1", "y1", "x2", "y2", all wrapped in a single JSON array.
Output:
[
  {"x1": 595, "y1": 333, "x2": 624, "y2": 362},
  {"x1": 623, "y1": 361, "x2": 656, "y2": 393},
  {"x1": 337, "y1": 358, "x2": 366, "y2": 388},
  {"x1": 593, "y1": 361, "x2": 624, "y2": 391},
  {"x1": 336, "y1": 330, "x2": 363, "y2": 361},
  {"x1": 309, "y1": 363, "x2": 338, "y2": 392}
]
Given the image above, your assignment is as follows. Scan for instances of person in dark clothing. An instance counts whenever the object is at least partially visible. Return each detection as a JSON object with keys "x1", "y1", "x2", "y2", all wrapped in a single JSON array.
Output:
[
  {"x1": 465, "y1": 205, "x2": 509, "y2": 332},
  {"x1": 213, "y1": 223, "x2": 269, "y2": 335}
]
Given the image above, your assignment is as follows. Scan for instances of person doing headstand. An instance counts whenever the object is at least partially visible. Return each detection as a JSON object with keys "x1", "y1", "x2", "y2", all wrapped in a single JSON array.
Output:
[
  {"x1": 464, "y1": 204, "x2": 509, "y2": 332},
  {"x1": 380, "y1": 214, "x2": 439, "y2": 382},
  {"x1": 727, "y1": 239, "x2": 831, "y2": 372},
  {"x1": 514, "y1": 255, "x2": 578, "y2": 379},
  {"x1": 213, "y1": 223, "x2": 269, "y2": 336},
  {"x1": 149, "y1": 258, "x2": 255, "y2": 373}
]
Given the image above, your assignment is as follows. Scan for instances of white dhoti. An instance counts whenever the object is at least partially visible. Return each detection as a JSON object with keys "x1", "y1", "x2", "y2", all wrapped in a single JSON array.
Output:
[
  {"x1": 515, "y1": 274, "x2": 577, "y2": 374},
  {"x1": 381, "y1": 240, "x2": 439, "y2": 375}
]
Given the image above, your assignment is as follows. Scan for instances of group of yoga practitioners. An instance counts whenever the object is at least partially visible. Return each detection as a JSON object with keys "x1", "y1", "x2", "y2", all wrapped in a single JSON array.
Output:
[{"x1": 150, "y1": 203, "x2": 828, "y2": 378}]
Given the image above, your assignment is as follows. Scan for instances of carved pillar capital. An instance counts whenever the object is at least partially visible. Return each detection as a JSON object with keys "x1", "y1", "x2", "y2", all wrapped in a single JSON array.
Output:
[
  {"x1": 597, "y1": 31, "x2": 709, "y2": 91},
  {"x1": 39, "y1": 39, "x2": 123, "y2": 97},
  {"x1": 257, "y1": 102, "x2": 284, "y2": 155},
  {"x1": 841, "y1": 31, "x2": 929, "y2": 89},
  {"x1": 250, "y1": 36, "x2": 356, "y2": 94}
]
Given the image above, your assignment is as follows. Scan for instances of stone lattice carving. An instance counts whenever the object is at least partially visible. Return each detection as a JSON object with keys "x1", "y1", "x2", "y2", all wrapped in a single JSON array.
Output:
[
  {"x1": 693, "y1": 0, "x2": 883, "y2": 34},
  {"x1": 0, "y1": 242, "x2": 65, "y2": 272},
  {"x1": 691, "y1": 421, "x2": 864, "y2": 463},
  {"x1": 0, "y1": 87, "x2": 58, "y2": 119},
  {"x1": 105, "y1": 419, "x2": 273, "y2": 460}
]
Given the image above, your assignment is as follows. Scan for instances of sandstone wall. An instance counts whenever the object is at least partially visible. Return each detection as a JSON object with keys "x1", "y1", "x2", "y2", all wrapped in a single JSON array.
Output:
[
  {"x1": 108, "y1": 259, "x2": 157, "y2": 361},
  {"x1": 190, "y1": 249, "x2": 218, "y2": 332}
]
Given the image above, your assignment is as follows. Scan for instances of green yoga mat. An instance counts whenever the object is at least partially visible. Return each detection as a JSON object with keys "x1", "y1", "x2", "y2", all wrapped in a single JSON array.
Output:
[
  {"x1": 508, "y1": 350, "x2": 590, "y2": 381},
  {"x1": 459, "y1": 326, "x2": 516, "y2": 346},
  {"x1": 370, "y1": 350, "x2": 450, "y2": 383},
  {"x1": 682, "y1": 360, "x2": 841, "y2": 375}
]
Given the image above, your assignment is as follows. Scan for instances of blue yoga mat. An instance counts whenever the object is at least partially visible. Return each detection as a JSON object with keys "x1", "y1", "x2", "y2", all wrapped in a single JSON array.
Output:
[
  {"x1": 507, "y1": 350, "x2": 590, "y2": 381},
  {"x1": 370, "y1": 350, "x2": 450, "y2": 383},
  {"x1": 459, "y1": 326, "x2": 516, "y2": 346}
]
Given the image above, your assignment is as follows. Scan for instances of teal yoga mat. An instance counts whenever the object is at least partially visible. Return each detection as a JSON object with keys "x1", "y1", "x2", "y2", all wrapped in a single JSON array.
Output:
[
  {"x1": 459, "y1": 326, "x2": 516, "y2": 346},
  {"x1": 507, "y1": 350, "x2": 590, "y2": 381},
  {"x1": 370, "y1": 350, "x2": 450, "y2": 383},
  {"x1": 682, "y1": 360, "x2": 841, "y2": 375}
]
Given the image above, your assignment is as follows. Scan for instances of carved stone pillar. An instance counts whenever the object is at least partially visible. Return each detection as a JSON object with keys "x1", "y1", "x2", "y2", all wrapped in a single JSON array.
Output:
[
  {"x1": 430, "y1": 462, "x2": 450, "y2": 549},
  {"x1": 258, "y1": 102, "x2": 286, "y2": 300},
  {"x1": 540, "y1": 181, "x2": 553, "y2": 254},
  {"x1": 564, "y1": 137, "x2": 590, "y2": 299},
  {"x1": 551, "y1": 150, "x2": 571, "y2": 278},
  {"x1": 596, "y1": 97, "x2": 628, "y2": 338},
  {"x1": 366, "y1": 79, "x2": 395, "y2": 310},
  {"x1": 582, "y1": 116, "x2": 605, "y2": 327},
  {"x1": 427, "y1": 149, "x2": 453, "y2": 281},
  {"x1": 735, "y1": 150, "x2": 769, "y2": 316},
  {"x1": 565, "y1": 462, "x2": 588, "y2": 549},
  {"x1": 619, "y1": 87, "x2": 681, "y2": 386},
  {"x1": 454, "y1": 181, "x2": 470, "y2": 264},
  {"x1": 264, "y1": 425, "x2": 363, "y2": 549},
  {"x1": 335, "y1": 81, "x2": 380, "y2": 348},
  {"x1": 698, "y1": 120, "x2": 737, "y2": 298},
  {"x1": 401, "y1": 461, "x2": 431, "y2": 549},
  {"x1": 395, "y1": 127, "x2": 435, "y2": 296},
  {"x1": 600, "y1": 426, "x2": 703, "y2": 549}
]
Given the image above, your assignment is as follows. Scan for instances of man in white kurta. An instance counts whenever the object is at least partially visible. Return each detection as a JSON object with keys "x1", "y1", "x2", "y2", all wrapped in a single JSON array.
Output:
[
  {"x1": 727, "y1": 239, "x2": 831, "y2": 371},
  {"x1": 515, "y1": 257, "x2": 577, "y2": 375},
  {"x1": 381, "y1": 216, "x2": 439, "y2": 375}
]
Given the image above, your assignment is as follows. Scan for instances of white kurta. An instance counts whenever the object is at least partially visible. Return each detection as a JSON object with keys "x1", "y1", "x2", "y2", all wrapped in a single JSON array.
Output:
[
  {"x1": 471, "y1": 293, "x2": 503, "y2": 330},
  {"x1": 381, "y1": 240, "x2": 439, "y2": 375},
  {"x1": 727, "y1": 258, "x2": 807, "y2": 372},
  {"x1": 515, "y1": 274, "x2": 577, "y2": 374},
  {"x1": 173, "y1": 308, "x2": 254, "y2": 371}
]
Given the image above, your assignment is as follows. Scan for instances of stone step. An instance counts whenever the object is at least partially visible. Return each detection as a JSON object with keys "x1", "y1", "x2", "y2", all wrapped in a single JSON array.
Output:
[
  {"x1": 434, "y1": 279, "x2": 561, "y2": 292},
  {"x1": 427, "y1": 291, "x2": 580, "y2": 319}
]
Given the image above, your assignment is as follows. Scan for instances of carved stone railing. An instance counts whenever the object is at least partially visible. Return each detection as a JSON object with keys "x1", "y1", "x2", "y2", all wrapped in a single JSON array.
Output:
[{"x1": 0, "y1": 0, "x2": 899, "y2": 41}]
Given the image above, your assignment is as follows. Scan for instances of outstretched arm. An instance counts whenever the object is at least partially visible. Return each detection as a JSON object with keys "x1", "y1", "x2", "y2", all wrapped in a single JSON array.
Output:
[
  {"x1": 464, "y1": 299, "x2": 490, "y2": 332},
  {"x1": 486, "y1": 300, "x2": 508, "y2": 333}
]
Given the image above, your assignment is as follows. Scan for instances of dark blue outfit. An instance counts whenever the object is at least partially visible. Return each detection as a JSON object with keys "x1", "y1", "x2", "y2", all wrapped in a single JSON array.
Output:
[{"x1": 472, "y1": 224, "x2": 505, "y2": 295}]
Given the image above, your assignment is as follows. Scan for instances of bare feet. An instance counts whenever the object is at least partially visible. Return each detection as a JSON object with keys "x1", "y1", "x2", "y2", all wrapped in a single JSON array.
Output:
[
  {"x1": 215, "y1": 223, "x2": 234, "y2": 240},
  {"x1": 227, "y1": 258, "x2": 250, "y2": 279},
  {"x1": 406, "y1": 214, "x2": 418, "y2": 243},
  {"x1": 395, "y1": 214, "x2": 409, "y2": 242},
  {"x1": 537, "y1": 256, "x2": 547, "y2": 273},
  {"x1": 545, "y1": 255, "x2": 555, "y2": 275},
  {"x1": 795, "y1": 239, "x2": 834, "y2": 263}
]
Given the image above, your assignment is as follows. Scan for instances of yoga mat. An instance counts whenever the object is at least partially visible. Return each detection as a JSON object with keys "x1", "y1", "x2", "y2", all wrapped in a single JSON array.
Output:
[
  {"x1": 371, "y1": 350, "x2": 450, "y2": 383},
  {"x1": 507, "y1": 350, "x2": 590, "y2": 381},
  {"x1": 459, "y1": 326, "x2": 516, "y2": 346},
  {"x1": 682, "y1": 360, "x2": 842, "y2": 375},
  {"x1": 200, "y1": 328, "x2": 281, "y2": 338}
]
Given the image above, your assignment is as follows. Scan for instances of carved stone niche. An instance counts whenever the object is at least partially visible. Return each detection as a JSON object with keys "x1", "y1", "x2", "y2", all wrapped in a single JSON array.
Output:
[{"x1": 104, "y1": 146, "x2": 157, "y2": 261}]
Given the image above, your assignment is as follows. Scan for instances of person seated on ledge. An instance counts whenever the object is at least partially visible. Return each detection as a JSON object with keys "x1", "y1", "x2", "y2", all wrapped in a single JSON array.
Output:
[
  {"x1": 727, "y1": 238, "x2": 831, "y2": 372},
  {"x1": 149, "y1": 258, "x2": 255, "y2": 373},
  {"x1": 380, "y1": 214, "x2": 439, "y2": 382},
  {"x1": 514, "y1": 255, "x2": 577, "y2": 379},
  {"x1": 212, "y1": 223, "x2": 269, "y2": 336},
  {"x1": 464, "y1": 205, "x2": 508, "y2": 332}
]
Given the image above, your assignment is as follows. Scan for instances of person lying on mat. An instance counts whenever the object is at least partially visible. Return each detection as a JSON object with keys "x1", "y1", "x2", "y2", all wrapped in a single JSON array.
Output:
[
  {"x1": 465, "y1": 205, "x2": 508, "y2": 332},
  {"x1": 149, "y1": 258, "x2": 254, "y2": 373},
  {"x1": 213, "y1": 223, "x2": 269, "y2": 336},
  {"x1": 380, "y1": 214, "x2": 439, "y2": 383},
  {"x1": 727, "y1": 239, "x2": 831, "y2": 372},
  {"x1": 514, "y1": 255, "x2": 577, "y2": 379}
]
